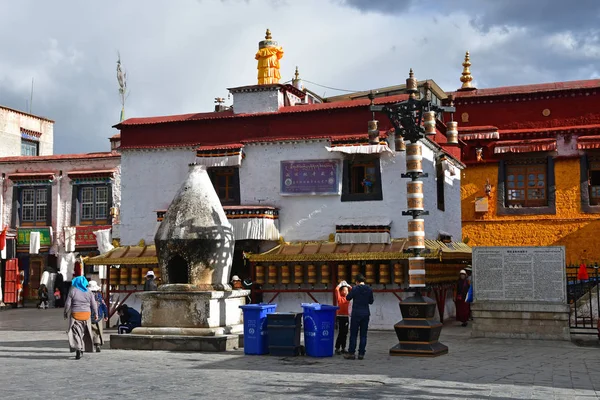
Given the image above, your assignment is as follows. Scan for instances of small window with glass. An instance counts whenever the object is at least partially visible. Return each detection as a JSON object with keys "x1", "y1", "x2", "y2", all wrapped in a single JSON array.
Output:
[
  {"x1": 588, "y1": 161, "x2": 600, "y2": 206},
  {"x1": 342, "y1": 156, "x2": 383, "y2": 202},
  {"x1": 79, "y1": 185, "x2": 109, "y2": 224},
  {"x1": 20, "y1": 187, "x2": 48, "y2": 226},
  {"x1": 208, "y1": 168, "x2": 240, "y2": 205},
  {"x1": 505, "y1": 163, "x2": 547, "y2": 207}
]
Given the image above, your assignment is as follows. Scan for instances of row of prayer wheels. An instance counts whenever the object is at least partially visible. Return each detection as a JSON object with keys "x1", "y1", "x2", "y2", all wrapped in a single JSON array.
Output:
[
  {"x1": 108, "y1": 267, "x2": 161, "y2": 286},
  {"x1": 255, "y1": 263, "x2": 406, "y2": 286}
]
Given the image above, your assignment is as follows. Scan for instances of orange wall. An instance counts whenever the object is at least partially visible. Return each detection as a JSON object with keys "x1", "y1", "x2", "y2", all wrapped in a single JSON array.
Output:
[{"x1": 461, "y1": 158, "x2": 600, "y2": 264}]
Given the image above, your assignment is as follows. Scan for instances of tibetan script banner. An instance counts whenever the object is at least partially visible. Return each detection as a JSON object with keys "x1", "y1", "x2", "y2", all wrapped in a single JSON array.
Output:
[
  {"x1": 76, "y1": 225, "x2": 111, "y2": 247},
  {"x1": 17, "y1": 228, "x2": 52, "y2": 246},
  {"x1": 280, "y1": 160, "x2": 340, "y2": 195}
]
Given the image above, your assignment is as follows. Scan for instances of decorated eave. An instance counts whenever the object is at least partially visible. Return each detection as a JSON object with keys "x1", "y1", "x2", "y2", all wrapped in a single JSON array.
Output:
[
  {"x1": 67, "y1": 169, "x2": 116, "y2": 184},
  {"x1": 577, "y1": 135, "x2": 600, "y2": 150},
  {"x1": 494, "y1": 138, "x2": 557, "y2": 154},
  {"x1": 245, "y1": 239, "x2": 471, "y2": 262},
  {"x1": 459, "y1": 126, "x2": 500, "y2": 141},
  {"x1": 85, "y1": 244, "x2": 157, "y2": 266},
  {"x1": 7, "y1": 171, "x2": 55, "y2": 185},
  {"x1": 196, "y1": 143, "x2": 244, "y2": 167}
]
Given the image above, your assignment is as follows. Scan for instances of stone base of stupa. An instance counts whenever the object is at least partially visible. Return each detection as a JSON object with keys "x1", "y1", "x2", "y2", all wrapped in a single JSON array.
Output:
[{"x1": 110, "y1": 285, "x2": 250, "y2": 352}]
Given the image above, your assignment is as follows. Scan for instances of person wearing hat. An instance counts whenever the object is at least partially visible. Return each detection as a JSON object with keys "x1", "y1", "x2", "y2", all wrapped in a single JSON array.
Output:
[
  {"x1": 334, "y1": 280, "x2": 352, "y2": 355},
  {"x1": 143, "y1": 270, "x2": 158, "y2": 291},
  {"x1": 88, "y1": 280, "x2": 108, "y2": 352},
  {"x1": 231, "y1": 275, "x2": 243, "y2": 290},
  {"x1": 455, "y1": 269, "x2": 471, "y2": 327}
]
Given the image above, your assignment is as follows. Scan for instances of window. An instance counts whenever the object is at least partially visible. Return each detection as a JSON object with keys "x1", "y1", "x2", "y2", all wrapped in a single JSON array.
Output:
[
  {"x1": 505, "y1": 163, "x2": 547, "y2": 207},
  {"x1": 436, "y1": 160, "x2": 445, "y2": 211},
  {"x1": 79, "y1": 185, "x2": 109, "y2": 224},
  {"x1": 208, "y1": 168, "x2": 240, "y2": 205},
  {"x1": 21, "y1": 139, "x2": 39, "y2": 156},
  {"x1": 20, "y1": 187, "x2": 48, "y2": 226},
  {"x1": 341, "y1": 157, "x2": 383, "y2": 202},
  {"x1": 588, "y1": 161, "x2": 600, "y2": 206}
]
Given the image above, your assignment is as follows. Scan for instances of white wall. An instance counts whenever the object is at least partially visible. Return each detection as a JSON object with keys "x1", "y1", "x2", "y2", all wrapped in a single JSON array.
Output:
[
  {"x1": 0, "y1": 107, "x2": 54, "y2": 157},
  {"x1": 119, "y1": 148, "x2": 197, "y2": 245},
  {"x1": 118, "y1": 139, "x2": 462, "y2": 245}
]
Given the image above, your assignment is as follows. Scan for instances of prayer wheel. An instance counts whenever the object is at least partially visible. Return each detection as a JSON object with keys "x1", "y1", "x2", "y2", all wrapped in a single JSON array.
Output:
[
  {"x1": 408, "y1": 257, "x2": 426, "y2": 288},
  {"x1": 109, "y1": 267, "x2": 119, "y2": 285},
  {"x1": 395, "y1": 136, "x2": 406, "y2": 152},
  {"x1": 130, "y1": 267, "x2": 141, "y2": 285},
  {"x1": 407, "y1": 193, "x2": 424, "y2": 211},
  {"x1": 255, "y1": 265, "x2": 265, "y2": 284},
  {"x1": 307, "y1": 264, "x2": 317, "y2": 284},
  {"x1": 407, "y1": 181, "x2": 423, "y2": 195},
  {"x1": 119, "y1": 267, "x2": 129, "y2": 286},
  {"x1": 405, "y1": 143, "x2": 423, "y2": 173},
  {"x1": 337, "y1": 264, "x2": 347, "y2": 282},
  {"x1": 351, "y1": 264, "x2": 361, "y2": 280},
  {"x1": 321, "y1": 265, "x2": 331, "y2": 284},
  {"x1": 423, "y1": 111, "x2": 436, "y2": 135},
  {"x1": 393, "y1": 263, "x2": 404, "y2": 284},
  {"x1": 446, "y1": 121, "x2": 458, "y2": 144},
  {"x1": 281, "y1": 265, "x2": 291, "y2": 284},
  {"x1": 365, "y1": 264, "x2": 376, "y2": 284},
  {"x1": 267, "y1": 265, "x2": 278, "y2": 284},
  {"x1": 294, "y1": 264, "x2": 304, "y2": 284},
  {"x1": 379, "y1": 264, "x2": 391, "y2": 284},
  {"x1": 408, "y1": 219, "x2": 425, "y2": 233}
]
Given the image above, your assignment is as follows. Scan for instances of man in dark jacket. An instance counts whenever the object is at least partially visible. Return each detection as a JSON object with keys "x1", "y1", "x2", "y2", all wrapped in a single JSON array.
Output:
[
  {"x1": 116, "y1": 304, "x2": 142, "y2": 334},
  {"x1": 344, "y1": 273, "x2": 374, "y2": 360}
]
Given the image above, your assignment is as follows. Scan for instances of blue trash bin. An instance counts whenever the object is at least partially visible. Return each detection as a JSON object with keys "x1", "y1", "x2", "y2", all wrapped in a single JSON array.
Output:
[
  {"x1": 240, "y1": 304, "x2": 277, "y2": 355},
  {"x1": 267, "y1": 312, "x2": 304, "y2": 356},
  {"x1": 301, "y1": 303, "x2": 339, "y2": 357}
]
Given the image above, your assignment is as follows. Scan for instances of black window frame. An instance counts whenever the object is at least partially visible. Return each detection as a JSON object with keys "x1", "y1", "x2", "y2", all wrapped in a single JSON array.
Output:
[
  {"x1": 12, "y1": 185, "x2": 52, "y2": 227},
  {"x1": 208, "y1": 167, "x2": 241, "y2": 206},
  {"x1": 21, "y1": 139, "x2": 39, "y2": 156},
  {"x1": 341, "y1": 156, "x2": 383, "y2": 202},
  {"x1": 497, "y1": 156, "x2": 556, "y2": 216},
  {"x1": 76, "y1": 184, "x2": 112, "y2": 225},
  {"x1": 436, "y1": 159, "x2": 445, "y2": 211},
  {"x1": 580, "y1": 154, "x2": 600, "y2": 213}
]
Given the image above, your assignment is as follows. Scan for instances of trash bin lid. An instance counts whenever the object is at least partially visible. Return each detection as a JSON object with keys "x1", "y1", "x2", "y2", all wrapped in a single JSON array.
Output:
[
  {"x1": 301, "y1": 303, "x2": 339, "y2": 311},
  {"x1": 239, "y1": 303, "x2": 277, "y2": 310}
]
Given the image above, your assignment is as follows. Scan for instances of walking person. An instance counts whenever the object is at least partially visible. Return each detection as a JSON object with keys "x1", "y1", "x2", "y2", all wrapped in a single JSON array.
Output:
[
  {"x1": 64, "y1": 276, "x2": 98, "y2": 360},
  {"x1": 37, "y1": 284, "x2": 49, "y2": 309},
  {"x1": 334, "y1": 280, "x2": 351, "y2": 355},
  {"x1": 143, "y1": 270, "x2": 158, "y2": 291},
  {"x1": 88, "y1": 281, "x2": 108, "y2": 353},
  {"x1": 116, "y1": 304, "x2": 141, "y2": 334},
  {"x1": 455, "y1": 269, "x2": 471, "y2": 327},
  {"x1": 344, "y1": 274, "x2": 374, "y2": 360}
]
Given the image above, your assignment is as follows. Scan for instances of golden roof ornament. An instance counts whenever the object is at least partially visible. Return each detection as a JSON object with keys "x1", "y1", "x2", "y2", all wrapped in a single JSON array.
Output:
[
  {"x1": 459, "y1": 51, "x2": 476, "y2": 91},
  {"x1": 406, "y1": 68, "x2": 418, "y2": 99},
  {"x1": 256, "y1": 28, "x2": 284, "y2": 85}
]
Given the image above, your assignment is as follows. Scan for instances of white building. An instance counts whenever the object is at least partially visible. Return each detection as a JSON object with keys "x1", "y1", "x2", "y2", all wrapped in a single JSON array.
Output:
[{"x1": 0, "y1": 106, "x2": 54, "y2": 157}]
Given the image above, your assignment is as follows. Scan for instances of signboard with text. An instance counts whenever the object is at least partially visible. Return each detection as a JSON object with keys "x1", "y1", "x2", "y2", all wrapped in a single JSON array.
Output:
[
  {"x1": 17, "y1": 228, "x2": 52, "y2": 246},
  {"x1": 76, "y1": 225, "x2": 111, "y2": 247},
  {"x1": 280, "y1": 160, "x2": 340, "y2": 195}
]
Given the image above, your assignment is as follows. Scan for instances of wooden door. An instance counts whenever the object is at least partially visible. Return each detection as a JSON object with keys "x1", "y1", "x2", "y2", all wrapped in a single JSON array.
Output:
[{"x1": 28, "y1": 258, "x2": 43, "y2": 299}]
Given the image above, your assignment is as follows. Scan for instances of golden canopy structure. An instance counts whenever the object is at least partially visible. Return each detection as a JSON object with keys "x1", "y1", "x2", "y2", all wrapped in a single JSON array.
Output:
[{"x1": 255, "y1": 29, "x2": 284, "y2": 85}]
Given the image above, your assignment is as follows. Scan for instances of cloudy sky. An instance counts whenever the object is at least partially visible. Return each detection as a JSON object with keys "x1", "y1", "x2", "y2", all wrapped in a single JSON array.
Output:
[{"x1": 1, "y1": 0, "x2": 599, "y2": 154}]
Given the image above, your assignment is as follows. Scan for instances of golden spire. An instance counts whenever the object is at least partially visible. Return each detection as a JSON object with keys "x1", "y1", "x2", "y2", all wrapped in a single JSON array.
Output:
[
  {"x1": 459, "y1": 51, "x2": 475, "y2": 90},
  {"x1": 265, "y1": 29, "x2": 272, "y2": 40},
  {"x1": 294, "y1": 66, "x2": 299, "y2": 80}
]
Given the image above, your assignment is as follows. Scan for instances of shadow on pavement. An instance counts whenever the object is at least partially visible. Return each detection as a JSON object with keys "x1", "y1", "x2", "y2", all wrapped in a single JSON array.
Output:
[{"x1": 0, "y1": 340, "x2": 66, "y2": 349}]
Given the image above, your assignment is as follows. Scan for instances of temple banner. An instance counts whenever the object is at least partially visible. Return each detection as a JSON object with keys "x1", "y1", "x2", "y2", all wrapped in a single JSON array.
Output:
[
  {"x1": 280, "y1": 160, "x2": 340, "y2": 195},
  {"x1": 17, "y1": 228, "x2": 52, "y2": 246},
  {"x1": 76, "y1": 225, "x2": 111, "y2": 246}
]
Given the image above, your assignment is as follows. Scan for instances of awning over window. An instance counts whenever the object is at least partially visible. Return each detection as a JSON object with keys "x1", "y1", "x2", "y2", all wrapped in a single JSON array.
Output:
[
  {"x1": 494, "y1": 139, "x2": 556, "y2": 154},
  {"x1": 325, "y1": 144, "x2": 393, "y2": 155},
  {"x1": 245, "y1": 239, "x2": 472, "y2": 262},
  {"x1": 68, "y1": 169, "x2": 116, "y2": 178},
  {"x1": 8, "y1": 172, "x2": 55, "y2": 184},
  {"x1": 196, "y1": 144, "x2": 243, "y2": 167},
  {"x1": 577, "y1": 135, "x2": 600, "y2": 150},
  {"x1": 224, "y1": 206, "x2": 280, "y2": 241}
]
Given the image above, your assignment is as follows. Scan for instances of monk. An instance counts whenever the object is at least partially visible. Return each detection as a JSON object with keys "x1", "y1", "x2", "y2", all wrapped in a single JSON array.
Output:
[{"x1": 455, "y1": 269, "x2": 471, "y2": 327}]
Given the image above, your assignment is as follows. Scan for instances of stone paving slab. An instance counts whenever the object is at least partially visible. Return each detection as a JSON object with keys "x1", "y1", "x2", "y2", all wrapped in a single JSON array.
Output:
[{"x1": 1, "y1": 308, "x2": 599, "y2": 399}]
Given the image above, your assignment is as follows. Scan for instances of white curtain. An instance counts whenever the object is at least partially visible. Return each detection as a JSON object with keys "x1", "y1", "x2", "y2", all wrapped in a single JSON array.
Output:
[
  {"x1": 59, "y1": 253, "x2": 77, "y2": 281},
  {"x1": 229, "y1": 218, "x2": 280, "y2": 241},
  {"x1": 325, "y1": 144, "x2": 393, "y2": 155},
  {"x1": 64, "y1": 226, "x2": 76, "y2": 252},
  {"x1": 29, "y1": 232, "x2": 40, "y2": 254},
  {"x1": 93, "y1": 228, "x2": 114, "y2": 255},
  {"x1": 195, "y1": 153, "x2": 243, "y2": 167}
]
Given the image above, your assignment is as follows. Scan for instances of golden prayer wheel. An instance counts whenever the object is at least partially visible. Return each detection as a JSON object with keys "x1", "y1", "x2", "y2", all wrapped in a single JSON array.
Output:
[
  {"x1": 407, "y1": 181, "x2": 423, "y2": 195},
  {"x1": 321, "y1": 264, "x2": 331, "y2": 284},
  {"x1": 109, "y1": 267, "x2": 119, "y2": 285},
  {"x1": 407, "y1": 193, "x2": 424, "y2": 211},
  {"x1": 255, "y1": 265, "x2": 265, "y2": 284},
  {"x1": 406, "y1": 159, "x2": 423, "y2": 173},
  {"x1": 365, "y1": 264, "x2": 376, "y2": 284},
  {"x1": 395, "y1": 136, "x2": 406, "y2": 152},
  {"x1": 351, "y1": 264, "x2": 361, "y2": 280},
  {"x1": 337, "y1": 264, "x2": 347, "y2": 282},
  {"x1": 307, "y1": 264, "x2": 317, "y2": 284},
  {"x1": 423, "y1": 111, "x2": 436, "y2": 135},
  {"x1": 294, "y1": 264, "x2": 304, "y2": 284},
  {"x1": 119, "y1": 267, "x2": 129, "y2": 286},
  {"x1": 281, "y1": 265, "x2": 291, "y2": 284},
  {"x1": 408, "y1": 219, "x2": 425, "y2": 233},
  {"x1": 406, "y1": 143, "x2": 422, "y2": 156},
  {"x1": 408, "y1": 257, "x2": 426, "y2": 288},
  {"x1": 393, "y1": 263, "x2": 404, "y2": 284},
  {"x1": 379, "y1": 264, "x2": 390, "y2": 284},
  {"x1": 446, "y1": 121, "x2": 458, "y2": 144},
  {"x1": 267, "y1": 265, "x2": 278, "y2": 284},
  {"x1": 130, "y1": 267, "x2": 141, "y2": 285},
  {"x1": 407, "y1": 234, "x2": 425, "y2": 249}
]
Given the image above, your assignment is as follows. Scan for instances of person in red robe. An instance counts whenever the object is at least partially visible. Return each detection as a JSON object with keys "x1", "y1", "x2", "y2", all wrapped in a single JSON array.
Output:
[{"x1": 455, "y1": 269, "x2": 471, "y2": 327}]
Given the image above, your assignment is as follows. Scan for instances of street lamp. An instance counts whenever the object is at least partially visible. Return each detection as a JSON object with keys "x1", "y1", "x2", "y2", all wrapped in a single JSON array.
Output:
[{"x1": 370, "y1": 69, "x2": 456, "y2": 357}]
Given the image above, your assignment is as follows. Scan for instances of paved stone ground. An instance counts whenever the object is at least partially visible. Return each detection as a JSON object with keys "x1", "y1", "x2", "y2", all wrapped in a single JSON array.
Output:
[{"x1": 1, "y1": 307, "x2": 600, "y2": 399}]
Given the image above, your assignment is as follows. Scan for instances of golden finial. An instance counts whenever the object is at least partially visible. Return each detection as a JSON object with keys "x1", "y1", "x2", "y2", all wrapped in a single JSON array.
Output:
[
  {"x1": 294, "y1": 66, "x2": 299, "y2": 80},
  {"x1": 459, "y1": 51, "x2": 475, "y2": 90},
  {"x1": 265, "y1": 29, "x2": 272, "y2": 40}
]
